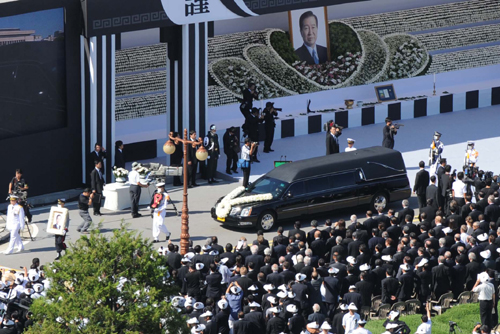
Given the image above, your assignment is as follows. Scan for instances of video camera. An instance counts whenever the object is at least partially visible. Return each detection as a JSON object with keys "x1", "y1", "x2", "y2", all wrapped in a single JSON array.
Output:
[
  {"x1": 138, "y1": 163, "x2": 182, "y2": 183},
  {"x1": 323, "y1": 120, "x2": 344, "y2": 132},
  {"x1": 393, "y1": 123, "x2": 404, "y2": 129}
]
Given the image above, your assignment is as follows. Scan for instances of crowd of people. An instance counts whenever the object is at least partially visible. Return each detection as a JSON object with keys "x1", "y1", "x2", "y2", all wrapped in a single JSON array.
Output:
[{"x1": 157, "y1": 162, "x2": 500, "y2": 334}]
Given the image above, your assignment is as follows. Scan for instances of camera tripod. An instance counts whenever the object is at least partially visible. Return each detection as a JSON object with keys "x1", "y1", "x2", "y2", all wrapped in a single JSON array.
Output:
[{"x1": 449, "y1": 322, "x2": 462, "y2": 334}]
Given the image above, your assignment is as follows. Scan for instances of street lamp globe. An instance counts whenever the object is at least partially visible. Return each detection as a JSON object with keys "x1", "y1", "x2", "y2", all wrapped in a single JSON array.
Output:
[
  {"x1": 163, "y1": 140, "x2": 176, "y2": 154},
  {"x1": 195, "y1": 146, "x2": 208, "y2": 161}
]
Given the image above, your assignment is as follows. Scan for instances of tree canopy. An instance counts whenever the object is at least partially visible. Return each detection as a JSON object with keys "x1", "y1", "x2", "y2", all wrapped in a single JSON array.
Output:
[{"x1": 26, "y1": 225, "x2": 188, "y2": 334}]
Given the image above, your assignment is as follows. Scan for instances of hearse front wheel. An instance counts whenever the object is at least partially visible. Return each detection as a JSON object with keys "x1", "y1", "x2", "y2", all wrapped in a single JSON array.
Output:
[
  {"x1": 371, "y1": 192, "x2": 389, "y2": 212},
  {"x1": 257, "y1": 211, "x2": 276, "y2": 231}
]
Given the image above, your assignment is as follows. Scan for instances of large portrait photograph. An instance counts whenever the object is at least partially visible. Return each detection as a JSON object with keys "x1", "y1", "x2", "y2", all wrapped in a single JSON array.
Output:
[
  {"x1": 47, "y1": 207, "x2": 68, "y2": 235},
  {"x1": 289, "y1": 7, "x2": 330, "y2": 65}
]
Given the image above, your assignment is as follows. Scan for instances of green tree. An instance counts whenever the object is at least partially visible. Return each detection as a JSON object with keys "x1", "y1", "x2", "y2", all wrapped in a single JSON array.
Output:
[{"x1": 26, "y1": 225, "x2": 188, "y2": 334}]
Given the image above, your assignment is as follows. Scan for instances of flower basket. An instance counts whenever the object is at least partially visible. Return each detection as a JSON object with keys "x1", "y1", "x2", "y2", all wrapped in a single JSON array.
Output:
[{"x1": 113, "y1": 167, "x2": 129, "y2": 183}]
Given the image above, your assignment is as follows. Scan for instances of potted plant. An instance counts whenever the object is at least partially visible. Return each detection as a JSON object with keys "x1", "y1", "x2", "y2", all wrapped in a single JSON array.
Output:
[{"x1": 113, "y1": 166, "x2": 129, "y2": 183}]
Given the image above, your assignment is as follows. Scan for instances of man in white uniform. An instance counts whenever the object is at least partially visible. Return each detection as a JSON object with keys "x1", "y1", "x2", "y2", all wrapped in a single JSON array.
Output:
[
  {"x1": 429, "y1": 131, "x2": 444, "y2": 175},
  {"x1": 345, "y1": 138, "x2": 357, "y2": 152},
  {"x1": 4, "y1": 195, "x2": 25, "y2": 254},
  {"x1": 151, "y1": 183, "x2": 171, "y2": 243}
]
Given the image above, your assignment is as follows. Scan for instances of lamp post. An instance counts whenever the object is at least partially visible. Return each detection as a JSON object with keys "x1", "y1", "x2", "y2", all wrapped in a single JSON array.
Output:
[{"x1": 163, "y1": 129, "x2": 208, "y2": 255}]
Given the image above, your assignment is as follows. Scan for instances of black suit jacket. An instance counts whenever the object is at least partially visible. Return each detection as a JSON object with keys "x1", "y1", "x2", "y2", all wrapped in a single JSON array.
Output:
[
  {"x1": 381, "y1": 277, "x2": 400, "y2": 303},
  {"x1": 88, "y1": 150, "x2": 106, "y2": 174},
  {"x1": 397, "y1": 208, "x2": 414, "y2": 223},
  {"x1": 414, "y1": 169, "x2": 430, "y2": 195},
  {"x1": 431, "y1": 264, "x2": 451, "y2": 296},
  {"x1": 485, "y1": 204, "x2": 500, "y2": 223},
  {"x1": 244, "y1": 311, "x2": 265, "y2": 333},
  {"x1": 326, "y1": 132, "x2": 340, "y2": 155},
  {"x1": 234, "y1": 319, "x2": 253, "y2": 334},
  {"x1": 294, "y1": 44, "x2": 328, "y2": 65},
  {"x1": 266, "y1": 316, "x2": 286, "y2": 334},
  {"x1": 355, "y1": 280, "x2": 373, "y2": 307},
  {"x1": 114, "y1": 149, "x2": 125, "y2": 168},
  {"x1": 440, "y1": 174, "x2": 452, "y2": 197},
  {"x1": 288, "y1": 229, "x2": 306, "y2": 242},
  {"x1": 90, "y1": 168, "x2": 105, "y2": 193},
  {"x1": 382, "y1": 125, "x2": 396, "y2": 149},
  {"x1": 425, "y1": 184, "x2": 439, "y2": 210},
  {"x1": 245, "y1": 254, "x2": 264, "y2": 270}
]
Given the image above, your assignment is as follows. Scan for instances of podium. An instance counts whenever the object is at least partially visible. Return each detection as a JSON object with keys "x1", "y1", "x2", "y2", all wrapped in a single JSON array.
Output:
[{"x1": 102, "y1": 182, "x2": 156, "y2": 211}]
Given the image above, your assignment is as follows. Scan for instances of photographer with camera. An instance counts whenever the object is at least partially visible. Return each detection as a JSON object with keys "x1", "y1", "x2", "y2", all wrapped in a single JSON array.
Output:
[
  {"x1": 382, "y1": 118, "x2": 398, "y2": 149},
  {"x1": 472, "y1": 324, "x2": 489, "y2": 334},
  {"x1": 8, "y1": 169, "x2": 28, "y2": 196},
  {"x1": 77, "y1": 188, "x2": 94, "y2": 234},
  {"x1": 240, "y1": 82, "x2": 258, "y2": 118},
  {"x1": 415, "y1": 301, "x2": 431, "y2": 334},
  {"x1": 240, "y1": 138, "x2": 257, "y2": 188},
  {"x1": 472, "y1": 272, "x2": 495, "y2": 330},
  {"x1": 262, "y1": 102, "x2": 280, "y2": 153},
  {"x1": 326, "y1": 121, "x2": 342, "y2": 155}
]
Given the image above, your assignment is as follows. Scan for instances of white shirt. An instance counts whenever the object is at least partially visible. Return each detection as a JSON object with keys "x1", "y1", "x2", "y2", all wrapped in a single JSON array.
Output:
[
  {"x1": 342, "y1": 312, "x2": 360, "y2": 334},
  {"x1": 473, "y1": 282, "x2": 494, "y2": 300},
  {"x1": 415, "y1": 320, "x2": 432, "y2": 334},
  {"x1": 6, "y1": 203, "x2": 24, "y2": 231},
  {"x1": 452, "y1": 179, "x2": 466, "y2": 198},
  {"x1": 128, "y1": 170, "x2": 140, "y2": 185},
  {"x1": 345, "y1": 147, "x2": 357, "y2": 152},
  {"x1": 241, "y1": 145, "x2": 251, "y2": 161},
  {"x1": 351, "y1": 327, "x2": 372, "y2": 334}
]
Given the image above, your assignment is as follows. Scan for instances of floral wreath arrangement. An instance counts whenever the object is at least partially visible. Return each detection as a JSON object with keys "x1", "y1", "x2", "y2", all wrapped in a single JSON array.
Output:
[
  {"x1": 136, "y1": 166, "x2": 150, "y2": 177},
  {"x1": 215, "y1": 186, "x2": 273, "y2": 218},
  {"x1": 113, "y1": 166, "x2": 129, "y2": 178}
]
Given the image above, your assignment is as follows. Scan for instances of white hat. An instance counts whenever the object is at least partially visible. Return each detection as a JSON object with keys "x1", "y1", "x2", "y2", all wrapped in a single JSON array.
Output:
[
  {"x1": 389, "y1": 310, "x2": 399, "y2": 320},
  {"x1": 347, "y1": 138, "x2": 355, "y2": 143},
  {"x1": 193, "y1": 302, "x2": 204, "y2": 310},
  {"x1": 55, "y1": 317, "x2": 65, "y2": 324},
  {"x1": 191, "y1": 324, "x2": 206, "y2": 333},
  {"x1": 15, "y1": 277, "x2": 23, "y2": 285},
  {"x1": 480, "y1": 250, "x2": 492, "y2": 259},
  {"x1": 417, "y1": 258, "x2": 429, "y2": 267},
  {"x1": 202, "y1": 245, "x2": 212, "y2": 252},
  {"x1": 218, "y1": 299, "x2": 228, "y2": 310},
  {"x1": 28, "y1": 269, "x2": 39, "y2": 282},
  {"x1": 386, "y1": 323, "x2": 399, "y2": 329},
  {"x1": 288, "y1": 291, "x2": 296, "y2": 299},
  {"x1": 479, "y1": 272, "x2": 490, "y2": 283},
  {"x1": 359, "y1": 263, "x2": 371, "y2": 271},
  {"x1": 328, "y1": 267, "x2": 339, "y2": 274},
  {"x1": 381, "y1": 255, "x2": 393, "y2": 262},
  {"x1": 230, "y1": 286, "x2": 241, "y2": 294},
  {"x1": 349, "y1": 285, "x2": 356, "y2": 290},
  {"x1": 220, "y1": 258, "x2": 229, "y2": 264},
  {"x1": 185, "y1": 252, "x2": 195, "y2": 260},
  {"x1": 200, "y1": 311, "x2": 213, "y2": 317},
  {"x1": 181, "y1": 257, "x2": 191, "y2": 263},
  {"x1": 249, "y1": 301, "x2": 261, "y2": 308},
  {"x1": 33, "y1": 283, "x2": 44, "y2": 293},
  {"x1": 268, "y1": 307, "x2": 279, "y2": 313},
  {"x1": 339, "y1": 304, "x2": 348, "y2": 310},
  {"x1": 400, "y1": 264, "x2": 411, "y2": 271},
  {"x1": 347, "y1": 303, "x2": 358, "y2": 311},
  {"x1": 307, "y1": 322, "x2": 319, "y2": 329},
  {"x1": 195, "y1": 263, "x2": 204, "y2": 271},
  {"x1": 263, "y1": 284, "x2": 275, "y2": 291},
  {"x1": 477, "y1": 233, "x2": 488, "y2": 242},
  {"x1": 277, "y1": 291, "x2": 287, "y2": 299},
  {"x1": 277, "y1": 284, "x2": 287, "y2": 291},
  {"x1": 346, "y1": 256, "x2": 357, "y2": 265},
  {"x1": 209, "y1": 250, "x2": 219, "y2": 256},
  {"x1": 267, "y1": 296, "x2": 278, "y2": 304},
  {"x1": 442, "y1": 227, "x2": 452, "y2": 234},
  {"x1": 8, "y1": 195, "x2": 18, "y2": 200},
  {"x1": 295, "y1": 273, "x2": 306, "y2": 281},
  {"x1": 286, "y1": 304, "x2": 298, "y2": 313},
  {"x1": 185, "y1": 296, "x2": 195, "y2": 307},
  {"x1": 172, "y1": 296, "x2": 186, "y2": 308},
  {"x1": 156, "y1": 182, "x2": 165, "y2": 188},
  {"x1": 320, "y1": 322, "x2": 331, "y2": 330},
  {"x1": 358, "y1": 319, "x2": 367, "y2": 325},
  {"x1": 248, "y1": 285, "x2": 258, "y2": 291}
]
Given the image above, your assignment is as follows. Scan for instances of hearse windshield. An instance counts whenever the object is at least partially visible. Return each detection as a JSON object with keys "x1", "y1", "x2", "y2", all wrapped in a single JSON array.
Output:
[{"x1": 247, "y1": 177, "x2": 289, "y2": 199}]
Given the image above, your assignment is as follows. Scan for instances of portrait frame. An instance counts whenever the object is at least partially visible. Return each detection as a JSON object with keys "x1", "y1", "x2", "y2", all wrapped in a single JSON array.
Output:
[
  {"x1": 288, "y1": 7, "x2": 331, "y2": 64},
  {"x1": 47, "y1": 206, "x2": 69, "y2": 236},
  {"x1": 375, "y1": 84, "x2": 397, "y2": 102}
]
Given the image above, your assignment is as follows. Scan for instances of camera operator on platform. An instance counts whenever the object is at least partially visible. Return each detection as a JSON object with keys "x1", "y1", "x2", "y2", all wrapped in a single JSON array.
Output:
[
  {"x1": 382, "y1": 118, "x2": 397, "y2": 149},
  {"x1": 204, "y1": 125, "x2": 220, "y2": 184},
  {"x1": 241, "y1": 138, "x2": 257, "y2": 188},
  {"x1": 326, "y1": 122, "x2": 342, "y2": 155},
  {"x1": 8, "y1": 169, "x2": 28, "y2": 196},
  {"x1": 243, "y1": 108, "x2": 263, "y2": 163},
  {"x1": 262, "y1": 102, "x2": 279, "y2": 153},
  {"x1": 240, "y1": 82, "x2": 258, "y2": 118}
]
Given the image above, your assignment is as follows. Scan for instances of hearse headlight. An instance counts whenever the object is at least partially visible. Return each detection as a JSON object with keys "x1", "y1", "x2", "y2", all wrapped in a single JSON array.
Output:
[
  {"x1": 240, "y1": 207, "x2": 253, "y2": 217},
  {"x1": 230, "y1": 207, "x2": 241, "y2": 216}
]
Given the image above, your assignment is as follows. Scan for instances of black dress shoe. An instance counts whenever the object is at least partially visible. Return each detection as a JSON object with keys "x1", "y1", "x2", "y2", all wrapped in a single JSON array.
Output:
[
  {"x1": 55, "y1": 254, "x2": 61, "y2": 260},
  {"x1": 232, "y1": 169, "x2": 238, "y2": 174},
  {"x1": 263, "y1": 150, "x2": 270, "y2": 153},
  {"x1": 211, "y1": 179, "x2": 220, "y2": 183},
  {"x1": 269, "y1": 149, "x2": 275, "y2": 152},
  {"x1": 188, "y1": 185, "x2": 194, "y2": 188},
  {"x1": 253, "y1": 159, "x2": 261, "y2": 163},
  {"x1": 193, "y1": 184, "x2": 200, "y2": 187},
  {"x1": 226, "y1": 170, "x2": 232, "y2": 175},
  {"x1": 153, "y1": 240, "x2": 159, "y2": 243}
]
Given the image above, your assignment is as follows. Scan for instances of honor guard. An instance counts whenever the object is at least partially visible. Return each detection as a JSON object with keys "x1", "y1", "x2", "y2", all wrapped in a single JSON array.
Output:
[
  {"x1": 204, "y1": 125, "x2": 220, "y2": 184},
  {"x1": 345, "y1": 138, "x2": 357, "y2": 152},
  {"x1": 464, "y1": 141, "x2": 479, "y2": 167},
  {"x1": 150, "y1": 182, "x2": 171, "y2": 243},
  {"x1": 4, "y1": 195, "x2": 25, "y2": 254},
  {"x1": 429, "y1": 131, "x2": 444, "y2": 175}
]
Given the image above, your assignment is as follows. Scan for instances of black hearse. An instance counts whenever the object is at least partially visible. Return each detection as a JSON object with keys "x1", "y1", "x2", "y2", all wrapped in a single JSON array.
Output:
[{"x1": 211, "y1": 146, "x2": 411, "y2": 231}]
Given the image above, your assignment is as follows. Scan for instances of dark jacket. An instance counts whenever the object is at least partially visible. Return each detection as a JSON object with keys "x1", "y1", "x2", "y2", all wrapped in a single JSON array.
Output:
[
  {"x1": 90, "y1": 168, "x2": 105, "y2": 193},
  {"x1": 294, "y1": 44, "x2": 328, "y2": 65},
  {"x1": 326, "y1": 132, "x2": 340, "y2": 155},
  {"x1": 414, "y1": 169, "x2": 430, "y2": 195},
  {"x1": 114, "y1": 148, "x2": 125, "y2": 168}
]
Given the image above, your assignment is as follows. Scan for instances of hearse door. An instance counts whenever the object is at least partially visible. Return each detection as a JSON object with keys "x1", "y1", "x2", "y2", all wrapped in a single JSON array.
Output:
[
  {"x1": 354, "y1": 168, "x2": 372, "y2": 206},
  {"x1": 305, "y1": 176, "x2": 335, "y2": 216},
  {"x1": 330, "y1": 171, "x2": 358, "y2": 210},
  {"x1": 277, "y1": 181, "x2": 309, "y2": 220}
]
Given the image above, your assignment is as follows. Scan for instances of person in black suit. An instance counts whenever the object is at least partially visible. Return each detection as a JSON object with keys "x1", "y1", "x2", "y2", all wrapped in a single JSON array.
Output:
[
  {"x1": 206, "y1": 264, "x2": 223, "y2": 300},
  {"x1": 114, "y1": 140, "x2": 125, "y2": 169},
  {"x1": 223, "y1": 127, "x2": 239, "y2": 175},
  {"x1": 266, "y1": 308, "x2": 286, "y2": 334},
  {"x1": 310, "y1": 230, "x2": 327, "y2": 259},
  {"x1": 425, "y1": 175, "x2": 439, "y2": 211},
  {"x1": 266, "y1": 265, "x2": 284, "y2": 287},
  {"x1": 240, "y1": 82, "x2": 258, "y2": 118},
  {"x1": 204, "y1": 125, "x2": 221, "y2": 183},
  {"x1": 325, "y1": 123, "x2": 341, "y2": 155},
  {"x1": 288, "y1": 221, "x2": 307, "y2": 242},
  {"x1": 294, "y1": 11, "x2": 328, "y2": 65},
  {"x1": 234, "y1": 312, "x2": 253, "y2": 334},
  {"x1": 355, "y1": 272, "x2": 373, "y2": 307},
  {"x1": 440, "y1": 165, "x2": 453, "y2": 214},
  {"x1": 382, "y1": 118, "x2": 397, "y2": 149},
  {"x1": 245, "y1": 303, "x2": 265, "y2": 333},
  {"x1": 90, "y1": 160, "x2": 105, "y2": 216},
  {"x1": 243, "y1": 108, "x2": 263, "y2": 163},
  {"x1": 262, "y1": 102, "x2": 278, "y2": 153},
  {"x1": 397, "y1": 199, "x2": 414, "y2": 223},
  {"x1": 88, "y1": 143, "x2": 106, "y2": 176},
  {"x1": 381, "y1": 269, "x2": 399, "y2": 304},
  {"x1": 397, "y1": 265, "x2": 414, "y2": 302},
  {"x1": 484, "y1": 195, "x2": 500, "y2": 223},
  {"x1": 431, "y1": 256, "x2": 452, "y2": 299},
  {"x1": 169, "y1": 132, "x2": 184, "y2": 186},
  {"x1": 186, "y1": 130, "x2": 200, "y2": 188},
  {"x1": 414, "y1": 161, "x2": 430, "y2": 208},
  {"x1": 203, "y1": 312, "x2": 218, "y2": 334}
]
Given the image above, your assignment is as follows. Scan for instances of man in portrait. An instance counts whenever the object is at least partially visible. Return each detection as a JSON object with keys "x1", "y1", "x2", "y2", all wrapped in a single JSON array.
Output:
[
  {"x1": 53, "y1": 214, "x2": 63, "y2": 230},
  {"x1": 295, "y1": 11, "x2": 328, "y2": 65}
]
